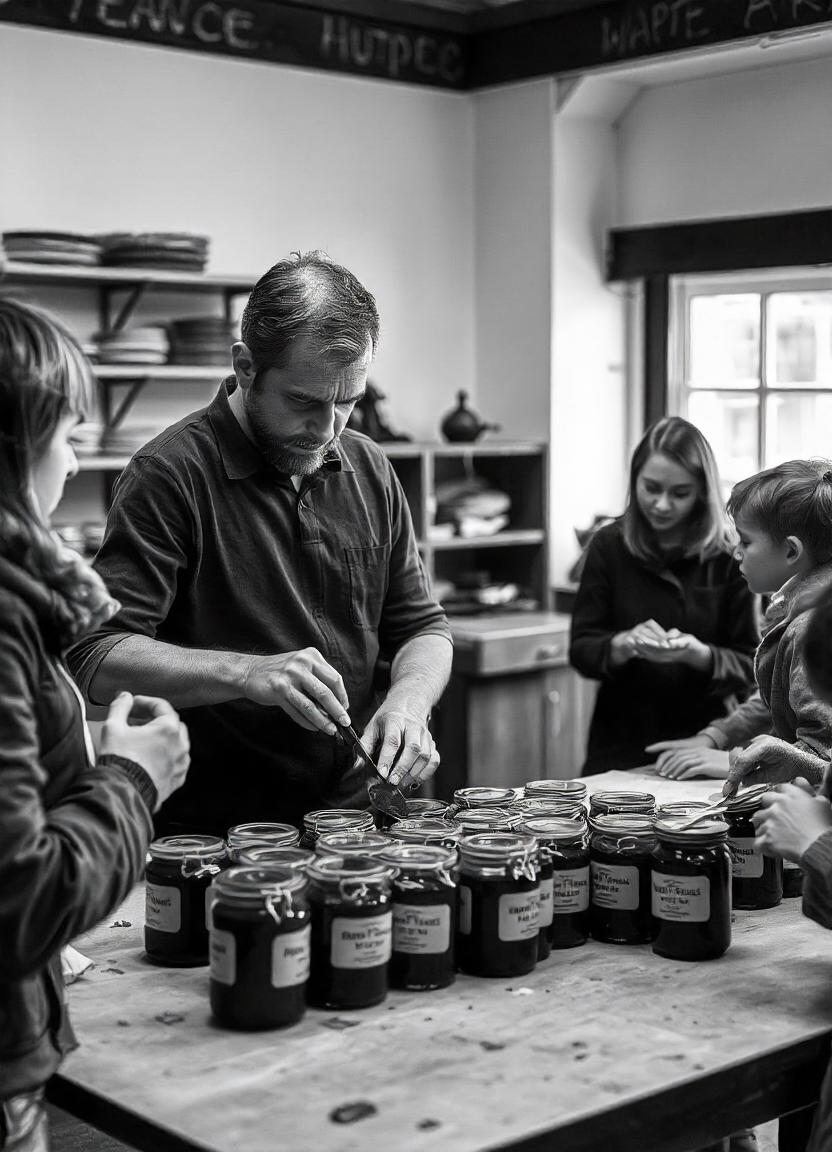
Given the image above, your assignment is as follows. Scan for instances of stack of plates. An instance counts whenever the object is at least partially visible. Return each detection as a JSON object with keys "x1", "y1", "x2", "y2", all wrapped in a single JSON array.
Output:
[
  {"x1": 167, "y1": 316, "x2": 233, "y2": 365},
  {"x1": 99, "y1": 232, "x2": 209, "y2": 271},
  {"x1": 100, "y1": 424, "x2": 160, "y2": 457},
  {"x1": 95, "y1": 326, "x2": 169, "y2": 365},
  {"x1": 3, "y1": 231, "x2": 103, "y2": 266}
]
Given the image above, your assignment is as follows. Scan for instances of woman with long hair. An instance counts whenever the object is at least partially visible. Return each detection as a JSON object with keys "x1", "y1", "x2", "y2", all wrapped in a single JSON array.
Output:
[
  {"x1": 569, "y1": 416, "x2": 758, "y2": 775},
  {"x1": 0, "y1": 296, "x2": 189, "y2": 1152}
]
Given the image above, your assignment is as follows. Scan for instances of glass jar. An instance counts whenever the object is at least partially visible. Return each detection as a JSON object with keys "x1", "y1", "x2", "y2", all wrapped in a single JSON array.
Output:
[
  {"x1": 656, "y1": 801, "x2": 710, "y2": 821},
  {"x1": 521, "y1": 817, "x2": 590, "y2": 950},
  {"x1": 386, "y1": 818, "x2": 462, "y2": 850},
  {"x1": 453, "y1": 807, "x2": 521, "y2": 834},
  {"x1": 589, "y1": 815, "x2": 657, "y2": 944},
  {"x1": 145, "y1": 835, "x2": 228, "y2": 966},
  {"x1": 724, "y1": 793, "x2": 783, "y2": 909},
  {"x1": 457, "y1": 832, "x2": 540, "y2": 978},
  {"x1": 209, "y1": 866, "x2": 310, "y2": 1029},
  {"x1": 314, "y1": 830, "x2": 394, "y2": 859},
  {"x1": 226, "y1": 822, "x2": 300, "y2": 861},
  {"x1": 589, "y1": 791, "x2": 657, "y2": 819},
  {"x1": 453, "y1": 786, "x2": 517, "y2": 809},
  {"x1": 524, "y1": 779, "x2": 587, "y2": 806},
  {"x1": 299, "y1": 809, "x2": 375, "y2": 850},
  {"x1": 402, "y1": 798, "x2": 451, "y2": 820},
  {"x1": 510, "y1": 797, "x2": 587, "y2": 823},
  {"x1": 651, "y1": 818, "x2": 732, "y2": 961},
  {"x1": 378, "y1": 844, "x2": 458, "y2": 991},
  {"x1": 236, "y1": 846, "x2": 316, "y2": 871},
  {"x1": 306, "y1": 856, "x2": 394, "y2": 1009}
]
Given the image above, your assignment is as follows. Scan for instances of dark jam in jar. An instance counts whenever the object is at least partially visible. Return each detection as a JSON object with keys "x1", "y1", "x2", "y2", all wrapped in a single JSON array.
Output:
[
  {"x1": 378, "y1": 844, "x2": 458, "y2": 991},
  {"x1": 145, "y1": 835, "x2": 228, "y2": 967},
  {"x1": 521, "y1": 817, "x2": 589, "y2": 950},
  {"x1": 226, "y1": 822, "x2": 300, "y2": 861},
  {"x1": 299, "y1": 809, "x2": 375, "y2": 851},
  {"x1": 651, "y1": 818, "x2": 731, "y2": 962},
  {"x1": 306, "y1": 856, "x2": 394, "y2": 1009},
  {"x1": 457, "y1": 832, "x2": 540, "y2": 978},
  {"x1": 314, "y1": 830, "x2": 393, "y2": 859},
  {"x1": 209, "y1": 866, "x2": 310, "y2": 1029},
  {"x1": 589, "y1": 791, "x2": 657, "y2": 819},
  {"x1": 589, "y1": 815, "x2": 657, "y2": 944},
  {"x1": 725, "y1": 793, "x2": 783, "y2": 910},
  {"x1": 236, "y1": 846, "x2": 315, "y2": 870}
]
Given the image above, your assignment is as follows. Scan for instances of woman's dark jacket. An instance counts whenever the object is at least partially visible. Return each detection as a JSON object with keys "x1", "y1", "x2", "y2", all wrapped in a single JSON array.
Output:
[
  {"x1": 569, "y1": 520, "x2": 758, "y2": 774},
  {"x1": 0, "y1": 554, "x2": 155, "y2": 1099}
]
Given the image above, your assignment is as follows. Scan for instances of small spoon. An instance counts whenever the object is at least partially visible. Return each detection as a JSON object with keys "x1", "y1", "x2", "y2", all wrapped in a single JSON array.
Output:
[{"x1": 674, "y1": 782, "x2": 771, "y2": 831}]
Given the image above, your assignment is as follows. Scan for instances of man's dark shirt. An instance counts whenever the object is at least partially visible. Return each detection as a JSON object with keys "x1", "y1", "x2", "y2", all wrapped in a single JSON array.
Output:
[{"x1": 67, "y1": 380, "x2": 451, "y2": 834}]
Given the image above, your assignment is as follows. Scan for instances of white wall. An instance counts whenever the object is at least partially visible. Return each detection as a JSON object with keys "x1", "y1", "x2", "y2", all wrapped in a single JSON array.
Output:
[
  {"x1": 0, "y1": 23, "x2": 475, "y2": 456},
  {"x1": 617, "y1": 55, "x2": 832, "y2": 226}
]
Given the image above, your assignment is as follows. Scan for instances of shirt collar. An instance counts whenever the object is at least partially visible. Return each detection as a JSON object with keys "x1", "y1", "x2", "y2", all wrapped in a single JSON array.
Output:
[
  {"x1": 767, "y1": 561, "x2": 832, "y2": 625},
  {"x1": 207, "y1": 377, "x2": 354, "y2": 481}
]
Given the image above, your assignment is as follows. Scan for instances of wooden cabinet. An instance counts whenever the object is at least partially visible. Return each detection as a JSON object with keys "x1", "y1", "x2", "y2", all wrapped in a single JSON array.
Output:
[{"x1": 432, "y1": 612, "x2": 598, "y2": 790}]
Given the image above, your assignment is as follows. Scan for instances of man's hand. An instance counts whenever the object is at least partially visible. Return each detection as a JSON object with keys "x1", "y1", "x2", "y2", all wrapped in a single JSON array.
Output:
[
  {"x1": 360, "y1": 706, "x2": 439, "y2": 790},
  {"x1": 651, "y1": 746, "x2": 730, "y2": 780},
  {"x1": 241, "y1": 648, "x2": 350, "y2": 735},
  {"x1": 723, "y1": 734, "x2": 826, "y2": 795},
  {"x1": 752, "y1": 782, "x2": 832, "y2": 864}
]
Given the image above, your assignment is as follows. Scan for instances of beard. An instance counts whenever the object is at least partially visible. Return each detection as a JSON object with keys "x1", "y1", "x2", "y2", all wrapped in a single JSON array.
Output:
[{"x1": 246, "y1": 405, "x2": 337, "y2": 476}]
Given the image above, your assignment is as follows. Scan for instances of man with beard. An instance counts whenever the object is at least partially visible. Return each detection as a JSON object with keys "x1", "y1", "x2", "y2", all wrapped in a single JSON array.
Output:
[{"x1": 67, "y1": 252, "x2": 452, "y2": 835}]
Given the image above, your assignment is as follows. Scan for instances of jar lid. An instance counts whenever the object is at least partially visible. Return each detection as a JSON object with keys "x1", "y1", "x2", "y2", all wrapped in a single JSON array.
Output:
[
  {"x1": 306, "y1": 855, "x2": 396, "y2": 885},
  {"x1": 452, "y1": 807, "x2": 520, "y2": 830},
  {"x1": 722, "y1": 783, "x2": 772, "y2": 815},
  {"x1": 453, "y1": 786, "x2": 517, "y2": 809},
  {"x1": 524, "y1": 779, "x2": 587, "y2": 799},
  {"x1": 148, "y1": 834, "x2": 226, "y2": 862},
  {"x1": 590, "y1": 790, "x2": 656, "y2": 812},
  {"x1": 656, "y1": 801, "x2": 710, "y2": 819},
  {"x1": 235, "y1": 846, "x2": 315, "y2": 870},
  {"x1": 387, "y1": 818, "x2": 462, "y2": 845},
  {"x1": 302, "y1": 809, "x2": 375, "y2": 833},
  {"x1": 212, "y1": 865, "x2": 306, "y2": 904},
  {"x1": 226, "y1": 822, "x2": 300, "y2": 849},
  {"x1": 458, "y1": 831, "x2": 537, "y2": 864},
  {"x1": 510, "y1": 797, "x2": 586, "y2": 818},
  {"x1": 654, "y1": 817, "x2": 729, "y2": 845},
  {"x1": 315, "y1": 830, "x2": 393, "y2": 857},
  {"x1": 377, "y1": 844, "x2": 457, "y2": 872},
  {"x1": 589, "y1": 813, "x2": 656, "y2": 837},
  {"x1": 402, "y1": 798, "x2": 450, "y2": 818},
  {"x1": 518, "y1": 816, "x2": 587, "y2": 844}
]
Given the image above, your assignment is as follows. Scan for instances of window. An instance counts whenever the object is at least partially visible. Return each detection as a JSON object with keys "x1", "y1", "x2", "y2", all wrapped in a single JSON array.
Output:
[{"x1": 668, "y1": 271, "x2": 832, "y2": 487}]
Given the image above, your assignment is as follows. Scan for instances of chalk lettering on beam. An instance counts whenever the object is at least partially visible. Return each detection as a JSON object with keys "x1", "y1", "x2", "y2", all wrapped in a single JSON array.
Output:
[{"x1": 744, "y1": 0, "x2": 779, "y2": 29}]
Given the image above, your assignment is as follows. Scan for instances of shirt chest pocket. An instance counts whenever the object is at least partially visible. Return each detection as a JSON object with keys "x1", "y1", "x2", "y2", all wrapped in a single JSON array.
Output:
[{"x1": 345, "y1": 543, "x2": 391, "y2": 630}]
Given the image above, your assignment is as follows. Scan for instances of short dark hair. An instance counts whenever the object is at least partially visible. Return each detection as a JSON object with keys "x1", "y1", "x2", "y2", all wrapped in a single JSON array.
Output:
[
  {"x1": 805, "y1": 586, "x2": 832, "y2": 703},
  {"x1": 727, "y1": 459, "x2": 832, "y2": 565},
  {"x1": 241, "y1": 251, "x2": 379, "y2": 369}
]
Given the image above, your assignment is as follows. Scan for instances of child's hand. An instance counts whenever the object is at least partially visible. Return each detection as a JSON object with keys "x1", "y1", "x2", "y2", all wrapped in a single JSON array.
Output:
[
  {"x1": 752, "y1": 783, "x2": 832, "y2": 864},
  {"x1": 653, "y1": 746, "x2": 730, "y2": 780},
  {"x1": 724, "y1": 735, "x2": 827, "y2": 794}
]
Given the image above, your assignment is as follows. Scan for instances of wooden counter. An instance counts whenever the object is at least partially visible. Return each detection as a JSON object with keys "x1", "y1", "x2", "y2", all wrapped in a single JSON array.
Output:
[{"x1": 53, "y1": 772, "x2": 832, "y2": 1152}]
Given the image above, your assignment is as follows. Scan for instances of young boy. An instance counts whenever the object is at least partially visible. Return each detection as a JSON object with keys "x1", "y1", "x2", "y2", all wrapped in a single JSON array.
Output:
[{"x1": 649, "y1": 460, "x2": 832, "y2": 789}]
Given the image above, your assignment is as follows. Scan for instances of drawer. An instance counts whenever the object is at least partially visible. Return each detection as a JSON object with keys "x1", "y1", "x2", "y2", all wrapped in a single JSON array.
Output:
[{"x1": 449, "y1": 613, "x2": 571, "y2": 677}]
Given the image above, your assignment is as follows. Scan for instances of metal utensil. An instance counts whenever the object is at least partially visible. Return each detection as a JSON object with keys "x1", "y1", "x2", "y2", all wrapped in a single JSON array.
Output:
[
  {"x1": 340, "y1": 724, "x2": 408, "y2": 819},
  {"x1": 674, "y1": 782, "x2": 771, "y2": 831}
]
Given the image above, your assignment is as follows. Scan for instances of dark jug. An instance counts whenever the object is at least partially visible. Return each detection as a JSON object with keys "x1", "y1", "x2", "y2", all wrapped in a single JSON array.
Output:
[{"x1": 440, "y1": 391, "x2": 501, "y2": 443}]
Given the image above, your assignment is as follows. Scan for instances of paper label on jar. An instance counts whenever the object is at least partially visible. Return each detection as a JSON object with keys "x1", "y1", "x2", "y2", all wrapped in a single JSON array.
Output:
[
  {"x1": 272, "y1": 925, "x2": 311, "y2": 988},
  {"x1": 552, "y1": 866, "x2": 590, "y2": 913},
  {"x1": 145, "y1": 883, "x2": 181, "y2": 933},
  {"x1": 591, "y1": 862, "x2": 639, "y2": 910},
  {"x1": 651, "y1": 872, "x2": 710, "y2": 922},
  {"x1": 729, "y1": 837, "x2": 764, "y2": 879},
  {"x1": 538, "y1": 877, "x2": 554, "y2": 927},
  {"x1": 330, "y1": 914, "x2": 392, "y2": 969},
  {"x1": 393, "y1": 903, "x2": 451, "y2": 954},
  {"x1": 458, "y1": 886, "x2": 472, "y2": 934},
  {"x1": 209, "y1": 928, "x2": 235, "y2": 985},
  {"x1": 498, "y1": 889, "x2": 540, "y2": 941}
]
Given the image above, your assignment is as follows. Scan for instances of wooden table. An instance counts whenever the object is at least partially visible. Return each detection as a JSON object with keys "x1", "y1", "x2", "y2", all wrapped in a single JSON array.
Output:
[{"x1": 52, "y1": 771, "x2": 832, "y2": 1152}]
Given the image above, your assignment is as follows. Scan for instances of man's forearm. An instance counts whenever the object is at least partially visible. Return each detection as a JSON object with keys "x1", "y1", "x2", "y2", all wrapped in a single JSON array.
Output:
[
  {"x1": 89, "y1": 634, "x2": 251, "y2": 708},
  {"x1": 384, "y1": 634, "x2": 453, "y2": 717}
]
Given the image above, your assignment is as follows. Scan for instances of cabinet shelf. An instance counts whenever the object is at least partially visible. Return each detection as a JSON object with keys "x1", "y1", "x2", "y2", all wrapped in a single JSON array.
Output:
[
  {"x1": 94, "y1": 365, "x2": 227, "y2": 381},
  {"x1": 428, "y1": 529, "x2": 545, "y2": 550},
  {"x1": 0, "y1": 260, "x2": 253, "y2": 292}
]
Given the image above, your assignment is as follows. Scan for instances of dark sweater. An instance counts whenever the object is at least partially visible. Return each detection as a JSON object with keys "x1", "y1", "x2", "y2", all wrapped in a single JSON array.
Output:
[
  {"x1": 569, "y1": 520, "x2": 758, "y2": 774},
  {"x1": 0, "y1": 554, "x2": 153, "y2": 1098}
]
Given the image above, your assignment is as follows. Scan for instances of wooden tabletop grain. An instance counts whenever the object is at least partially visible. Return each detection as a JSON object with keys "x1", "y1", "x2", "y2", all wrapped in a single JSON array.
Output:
[{"x1": 53, "y1": 772, "x2": 832, "y2": 1152}]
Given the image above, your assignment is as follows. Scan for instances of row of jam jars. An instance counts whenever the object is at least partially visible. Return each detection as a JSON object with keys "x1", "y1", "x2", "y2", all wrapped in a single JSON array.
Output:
[
  {"x1": 589, "y1": 815, "x2": 656, "y2": 944},
  {"x1": 521, "y1": 817, "x2": 590, "y2": 950},
  {"x1": 723, "y1": 791, "x2": 783, "y2": 909},
  {"x1": 209, "y1": 865, "x2": 311, "y2": 1030},
  {"x1": 651, "y1": 818, "x2": 732, "y2": 961},
  {"x1": 378, "y1": 843, "x2": 458, "y2": 991},
  {"x1": 299, "y1": 809, "x2": 375, "y2": 850},
  {"x1": 456, "y1": 831, "x2": 541, "y2": 978},
  {"x1": 145, "y1": 835, "x2": 229, "y2": 966},
  {"x1": 226, "y1": 822, "x2": 299, "y2": 861}
]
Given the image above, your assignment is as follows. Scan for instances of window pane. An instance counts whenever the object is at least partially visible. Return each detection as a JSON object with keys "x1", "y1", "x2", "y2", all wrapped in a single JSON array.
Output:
[
  {"x1": 765, "y1": 393, "x2": 832, "y2": 466},
  {"x1": 689, "y1": 294, "x2": 760, "y2": 389},
  {"x1": 767, "y1": 292, "x2": 832, "y2": 388},
  {"x1": 687, "y1": 391, "x2": 760, "y2": 487}
]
